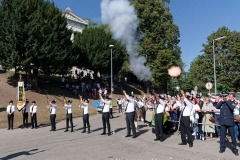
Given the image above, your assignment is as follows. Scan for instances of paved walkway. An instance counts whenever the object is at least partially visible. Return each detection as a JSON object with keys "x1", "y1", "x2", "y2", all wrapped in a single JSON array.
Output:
[{"x1": 0, "y1": 112, "x2": 239, "y2": 160}]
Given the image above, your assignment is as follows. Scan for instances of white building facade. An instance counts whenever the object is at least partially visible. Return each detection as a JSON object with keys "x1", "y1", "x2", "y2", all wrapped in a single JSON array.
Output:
[{"x1": 62, "y1": 7, "x2": 88, "y2": 41}]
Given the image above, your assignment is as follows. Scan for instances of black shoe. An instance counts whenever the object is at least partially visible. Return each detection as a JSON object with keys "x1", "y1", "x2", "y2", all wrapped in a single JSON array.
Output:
[
  {"x1": 132, "y1": 135, "x2": 138, "y2": 138},
  {"x1": 125, "y1": 134, "x2": 132, "y2": 137},
  {"x1": 160, "y1": 138, "x2": 164, "y2": 142},
  {"x1": 189, "y1": 143, "x2": 193, "y2": 148},
  {"x1": 88, "y1": 131, "x2": 91, "y2": 134},
  {"x1": 232, "y1": 150, "x2": 239, "y2": 156},
  {"x1": 71, "y1": 130, "x2": 74, "y2": 132},
  {"x1": 100, "y1": 132, "x2": 106, "y2": 135},
  {"x1": 7, "y1": 128, "x2": 10, "y2": 130},
  {"x1": 178, "y1": 142, "x2": 187, "y2": 145},
  {"x1": 31, "y1": 128, "x2": 34, "y2": 129},
  {"x1": 81, "y1": 130, "x2": 86, "y2": 133},
  {"x1": 50, "y1": 129, "x2": 53, "y2": 131},
  {"x1": 219, "y1": 149, "x2": 225, "y2": 153},
  {"x1": 107, "y1": 133, "x2": 111, "y2": 136},
  {"x1": 64, "y1": 130, "x2": 68, "y2": 132},
  {"x1": 154, "y1": 138, "x2": 160, "y2": 141}
]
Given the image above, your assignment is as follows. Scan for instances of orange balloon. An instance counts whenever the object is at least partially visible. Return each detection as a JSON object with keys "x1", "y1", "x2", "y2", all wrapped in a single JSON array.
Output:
[{"x1": 168, "y1": 66, "x2": 182, "y2": 77}]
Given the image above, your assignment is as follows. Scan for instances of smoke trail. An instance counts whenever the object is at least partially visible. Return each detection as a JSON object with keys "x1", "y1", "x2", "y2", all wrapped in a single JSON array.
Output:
[{"x1": 101, "y1": 0, "x2": 152, "y2": 81}]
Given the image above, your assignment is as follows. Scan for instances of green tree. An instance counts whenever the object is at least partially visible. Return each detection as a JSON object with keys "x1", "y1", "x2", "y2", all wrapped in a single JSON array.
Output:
[
  {"x1": 131, "y1": 0, "x2": 182, "y2": 92},
  {"x1": 0, "y1": 0, "x2": 72, "y2": 86},
  {"x1": 72, "y1": 25, "x2": 126, "y2": 76},
  {"x1": 188, "y1": 27, "x2": 240, "y2": 92}
]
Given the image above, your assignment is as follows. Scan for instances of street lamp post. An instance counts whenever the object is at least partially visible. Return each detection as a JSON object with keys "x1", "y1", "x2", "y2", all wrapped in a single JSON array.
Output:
[
  {"x1": 109, "y1": 45, "x2": 114, "y2": 101},
  {"x1": 213, "y1": 36, "x2": 226, "y2": 95}
]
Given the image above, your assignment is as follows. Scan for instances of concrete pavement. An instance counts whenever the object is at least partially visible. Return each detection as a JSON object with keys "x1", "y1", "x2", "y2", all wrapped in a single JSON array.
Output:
[{"x1": 0, "y1": 112, "x2": 239, "y2": 160}]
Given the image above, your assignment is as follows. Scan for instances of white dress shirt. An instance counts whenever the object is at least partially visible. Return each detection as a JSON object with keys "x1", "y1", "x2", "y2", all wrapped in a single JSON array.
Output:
[
  {"x1": 181, "y1": 98, "x2": 193, "y2": 116},
  {"x1": 125, "y1": 96, "x2": 135, "y2": 113},
  {"x1": 102, "y1": 100, "x2": 110, "y2": 113},
  {"x1": 64, "y1": 104, "x2": 72, "y2": 114},
  {"x1": 156, "y1": 99, "x2": 166, "y2": 114},
  {"x1": 6, "y1": 105, "x2": 15, "y2": 114},
  {"x1": 30, "y1": 105, "x2": 37, "y2": 113},
  {"x1": 50, "y1": 104, "x2": 57, "y2": 114},
  {"x1": 80, "y1": 102, "x2": 89, "y2": 115}
]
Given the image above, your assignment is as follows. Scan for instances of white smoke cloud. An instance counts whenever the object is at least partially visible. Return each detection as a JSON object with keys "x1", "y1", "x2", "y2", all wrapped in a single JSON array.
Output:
[{"x1": 101, "y1": 0, "x2": 152, "y2": 81}]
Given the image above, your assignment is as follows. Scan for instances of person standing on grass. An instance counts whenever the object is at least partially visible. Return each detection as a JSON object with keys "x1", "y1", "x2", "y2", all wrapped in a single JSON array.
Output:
[{"x1": 6, "y1": 100, "x2": 15, "y2": 130}]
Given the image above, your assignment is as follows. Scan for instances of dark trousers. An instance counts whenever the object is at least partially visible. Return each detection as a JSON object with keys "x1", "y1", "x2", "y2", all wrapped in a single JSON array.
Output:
[
  {"x1": 198, "y1": 114, "x2": 203, "y2": 132},
  {"x1": 180, "y1": 116, "x2": 193, "y2": 144},
  {"x1": 110, "y1": 108, "x2": 114, "y2": 118},
  {"x1": 141, "y1": 108, "x2": 146, "y2": 122},
  {"x1": 31, "y1": 113, "x2": 37, "y2": 128},
  {"x1": 8, "y1": 114, "x2": 14, "y2": 129},
  {"x1": 83, "y1": 114, "x2": 90, "y2": 131},
  {"x1": 23, "y1": 112, "x2": 28, "y2": 128},
  {"x1": 50, "y1": 114, "x2": 56, "y2": 130},
  {"x1": 125, "y1": 112, "x2": 136, "y2": 136},
  {"x1": 215, "y1": 114, "x2": 221, "y2": 137},
  {"x1": 102, "y1": 112, "x2": 111, "y2": 134},
  {"x1": 155, "y1": 113, "x2": 164, "y2": 139},
  {"x1": 66, "y1": 113, "x2": 73, "y2": 131},
  {"x1": 220, "y1": 125, "x2": 237, "y2": 151}
]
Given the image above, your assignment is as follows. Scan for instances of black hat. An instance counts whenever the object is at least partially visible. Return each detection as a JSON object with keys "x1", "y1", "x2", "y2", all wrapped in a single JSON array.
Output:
[
  {"x1": 67, "y1": 100, "x2": 72, "y2": 103},
  {"x1": 106, "y1": 96, "x2": 111, "y2": 100},
  {"x1": 9, "y1": 100, "x2": 13, "y2": 103},
  {"x1": 221, "y1": 93, "x2": 228, "y2": 97},
  {"x1": 52, "y1": 100, "x2": 56, "y2": 103},
  {"x1": 196, "y1": 94, "x2": 201, "y2": 98},
  {"x1": 32, "y1": 101, "x2": 36, "y2": 103},
  {"x1": 26, "y1": 99, "x2": 29, "y2": 103}
]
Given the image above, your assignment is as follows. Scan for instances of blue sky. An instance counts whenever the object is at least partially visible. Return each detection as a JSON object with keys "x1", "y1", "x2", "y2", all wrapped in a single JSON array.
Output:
[{"x1": 53, "y1": 0, "x2": 240, "y2": 71}]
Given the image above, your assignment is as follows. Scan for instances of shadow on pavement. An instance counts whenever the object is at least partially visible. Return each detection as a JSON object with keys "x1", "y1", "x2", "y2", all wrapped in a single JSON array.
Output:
[
  {"x1": 114, "y1": 127, "x2": 126, "y2": 133},
  {"x1": 0, "y1": 149, "x2": 45, "y2": 160}
]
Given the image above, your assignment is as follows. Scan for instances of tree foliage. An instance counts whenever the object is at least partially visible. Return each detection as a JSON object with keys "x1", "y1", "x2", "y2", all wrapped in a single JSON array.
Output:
[
  {"x1": 131, "y1": 0, "x2": 182, "y2": 92},
  {"x1": 0, "y1": 0, "x2": 72, "y2": 85},
  {"x1": 72, "y1": 25, "x2": 126, "y2": 76},
  {"x1": 188, "y1": 27, "x2": 240, "y2": 93}
]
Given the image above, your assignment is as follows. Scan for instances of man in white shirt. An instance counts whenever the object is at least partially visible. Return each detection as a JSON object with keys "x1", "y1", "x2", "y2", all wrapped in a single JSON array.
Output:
[
  {"x1": 64, "y1": 99, "x2": 74, "y2": 132},
  {"x1": 22, "y1": 99, "x2": 30, "y2": 128},
  {"x1": 99, "y1": 93, "x2": 111, "y2": 136},
  {"x1": 30, "y1": 101, "x2": 38, "y2": 129},
  {"x1": 123, "y1": 90, "x2": 137, "y2": 138},
  {"x1": 6, "y1": 100, "x2": 15, "y2": 130},
  {"x1": 80, "y1": 96, "x2": 91, "y2": 133},
  {"x1": 178, "y1": 90, "x2": 193, "y2": 148},
  {"x1": 48, "y1": 99, "x2": 57, "y2": 131},
  {"x1": 152, "y1": 92, "x2": 166, "y2": 142}
]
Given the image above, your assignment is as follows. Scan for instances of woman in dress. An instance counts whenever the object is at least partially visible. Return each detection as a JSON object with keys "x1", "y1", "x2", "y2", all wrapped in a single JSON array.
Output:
[{"x1": 202, "y1": 98, "x2": 215, "y2": 138}]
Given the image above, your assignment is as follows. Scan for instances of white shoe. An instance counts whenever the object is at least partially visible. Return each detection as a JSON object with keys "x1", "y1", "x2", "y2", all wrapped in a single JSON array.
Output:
[{"x1": 192, "y1": 132, "x2": 196, "y2": 136}]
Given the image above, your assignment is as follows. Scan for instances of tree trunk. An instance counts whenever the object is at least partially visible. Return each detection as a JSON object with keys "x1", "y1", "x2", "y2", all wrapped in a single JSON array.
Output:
[{"x1": 32, "y1": 69, "x2": 38, "y2": 87}]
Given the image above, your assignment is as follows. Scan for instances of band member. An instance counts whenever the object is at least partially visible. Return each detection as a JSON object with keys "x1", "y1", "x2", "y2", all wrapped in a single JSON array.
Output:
[
  {"x1": 122, "y1": 90, "x2": 137, "y2": 138},
  {"x1": 22, "y1": 99, "x2": 30, "y2": 128},
  {"x1": 48, "y1": 99, "x2": 57, "y2": 131},
  {"x1": 99, "y1": 93, "x2": 111, "y2": 136},
  {"x1": 216, "y1": 93, "x2": 239, "y2": 156},
  {"x1": 178, "y1": 90, "x2": 193, "y2": 147},
  {"x1": 64, "y1": 98, "x2": 74, "y2": 132},
  {"x1": 152, "y1": 91, "x2": 166, "y2": 142},
  {"x1": 79, "y1": 96, "x2": 91, "y2": 133},
  {"x1": 30, "y1": 101, "x2": 37, "y2": 129},
  {"x1": 6, "y1": 100, "x2": 15, "y2": 130}
]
